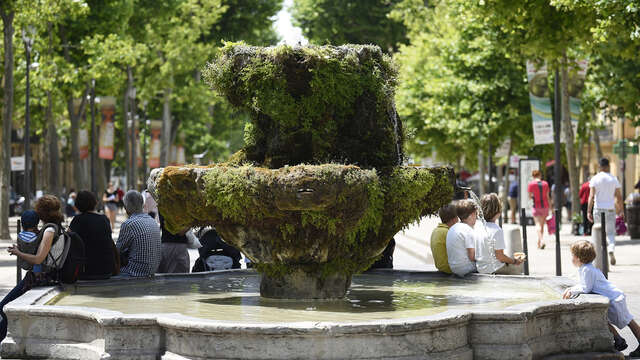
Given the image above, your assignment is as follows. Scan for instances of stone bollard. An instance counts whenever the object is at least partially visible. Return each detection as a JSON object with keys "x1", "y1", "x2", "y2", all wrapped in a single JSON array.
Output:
[
  {"x1": 501, "y1": 224, "x2": 524, "y2": 275},
  {"x1": 590, "y1": 224, "x2": 607, "y2": 273}
]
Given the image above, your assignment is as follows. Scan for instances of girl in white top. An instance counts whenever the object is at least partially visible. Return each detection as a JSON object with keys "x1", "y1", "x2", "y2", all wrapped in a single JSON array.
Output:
[
  {"x1": 476, "y1": 193, "x2": 522, "y2": 274},
  {"x1": 563, "y1": 240, "x2": 640, "y2": 356},
  {"x1": 446, "y1": 199, "x2": 478, "y2": 277}
]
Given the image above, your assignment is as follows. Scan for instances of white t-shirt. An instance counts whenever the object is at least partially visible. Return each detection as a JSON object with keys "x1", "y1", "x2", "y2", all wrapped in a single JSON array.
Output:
[
  {"x1": 446, "y1": 222, "x2": 476, "y2": 271},
  {"x1": 475, "y1": 221, "x2": 506, "y2": 274},
  {"x1": 590, "y1": 171, "x2": 621, "y2": 209}
]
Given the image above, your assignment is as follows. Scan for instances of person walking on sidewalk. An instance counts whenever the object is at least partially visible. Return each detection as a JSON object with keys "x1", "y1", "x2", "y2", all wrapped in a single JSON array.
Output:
[
  {"x1": 587, "y1": 158, "x2": 624, "y2": 266},
  {"x1": 579, "y1": 176, "x2": 592, "y2": 236},
  {"x1": 527, "y1": 170, "x2": 552, "y2": 249}
]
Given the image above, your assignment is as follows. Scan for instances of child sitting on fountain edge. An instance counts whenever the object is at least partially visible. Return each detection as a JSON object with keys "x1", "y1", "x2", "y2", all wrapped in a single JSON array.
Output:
[{"x1": 563, "y1": 240, "x2": 640, "y2": 355}]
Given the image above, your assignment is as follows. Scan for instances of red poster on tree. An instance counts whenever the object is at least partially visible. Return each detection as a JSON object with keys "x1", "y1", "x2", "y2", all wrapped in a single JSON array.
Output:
[
  {"x1": 149, "y1": 120, "x2": 162, "y2": 168},
  {"x1": 99, "y1": 97, "x2": 116, "y2": 160}
]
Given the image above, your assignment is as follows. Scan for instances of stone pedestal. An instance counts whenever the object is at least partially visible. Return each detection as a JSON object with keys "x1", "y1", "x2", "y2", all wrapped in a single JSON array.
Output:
[
  {"x1": 590, "y1": 224, "x2": 608, "y2": 273},
  {"x1": 260, "y1": 269, "x2": 351, "y2": 299}
]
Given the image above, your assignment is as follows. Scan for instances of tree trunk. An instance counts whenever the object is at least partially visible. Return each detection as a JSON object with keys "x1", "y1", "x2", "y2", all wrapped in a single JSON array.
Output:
[
  {"x1": 45, "y1": 91, "x2": 60, "y2": 196},
  {"x1": 123, "y1": 88, "x2": 130, "y2": 189},
  {"x1": 501, "y1": 139, "x2": 513, "y2": 221},
  {"x1": 478, "y1": 149, "x2": 486, "y2": 195},
  {"x1": 160, "y1": 87, "x2": 172, "y2": 167},
  {"x1": 560, "y1": 54, "x2": 580, "y2": 220},
  {"x1": 592, "y1": 110, "x2": 603, "y2": 161},
  {"x1": 0, "y1": 8, "x2": 14, "y2": 240},
  {"x1": 577, "y1": 134, "x2": 584, "y2": 184}
]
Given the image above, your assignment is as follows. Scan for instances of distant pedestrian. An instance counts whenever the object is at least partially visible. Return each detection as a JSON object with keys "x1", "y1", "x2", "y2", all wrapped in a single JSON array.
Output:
[
  {"x1": 563, "y1": 240, "x2": 640, "y2": 356},
  {"x1": 527, "y1": 170, "x2": 552, "y2": 249},
  {"x1": 65, "y1": 189, "x2": 78, "y2": 218},
  {"x1": 446, "y1": 199, "x2": 478, "y2": 277},
  {"x1": 103, "y1": 182, "x2": 119, "y2": 229},
  {"x1": 116, "y1": 190, "x2": 162, "y2": 277},
  {"x1": 429, "y1": 203, "x2": 458, "y2": 274},
  {"x1": 579, "y1": 177, "x2": 592, "y2": 235},
  {"x1": 508, "y1": 181, "x2": 518, "y2": 223},
  {"x1": 587, "y1": 158, "x2": 623, "y2": 266}
]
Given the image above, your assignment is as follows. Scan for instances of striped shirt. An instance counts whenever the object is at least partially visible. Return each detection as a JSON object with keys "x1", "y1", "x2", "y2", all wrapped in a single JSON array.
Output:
[{"x1": 116, "y1": 213, "x2": 161, "y2": 277}]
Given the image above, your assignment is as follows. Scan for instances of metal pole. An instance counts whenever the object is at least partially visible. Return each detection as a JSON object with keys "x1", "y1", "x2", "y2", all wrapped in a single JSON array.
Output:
[
  {"x1": 488, "y1": 143, "x2": 494, "y2": 193},
  {"x1": 601, "y1": 212, "x2": 609, "y2": 279},
  {"x1": 16, "y1": 219, "x2": 22, "y2": 285},
  {"x1": 555, "y1": 209, "x2": 562, "y2": 276},
  {"x1": 521, "y1": 208, "x2": 530, "y2": 275},
  {"x1": 553, "y1": 68, "x2": 563, "y2": 277},
  {"x1": 621, "y1": 117, "x2": 626, "y2": 202},
  {"x1": 142, "y1": 103, "x2": 148, "y2": 184},
  {"x1": 90, "y1": 78, "x2": 96, "y2": 195},
  {"x1": 24, "y1": 46, "x2": 31, "y2": 211}
]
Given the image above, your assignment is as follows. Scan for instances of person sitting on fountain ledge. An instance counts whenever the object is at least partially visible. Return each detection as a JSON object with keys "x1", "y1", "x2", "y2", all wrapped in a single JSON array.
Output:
[
  {"x1": 115, "y1": 190, "x2": 162, "y2": 277},
  {"x1": 476, "y1": 193, "x2": 523, "y2": 275},
  {"x1": 430, "y1": 203, "x2": 458, "y2": 274},
  {"x1": 563, "y1": 240, "x2": 640, "y2": 356},
  {"x1": 445, "y1": 199, "x2": 478, "y2": 277}
]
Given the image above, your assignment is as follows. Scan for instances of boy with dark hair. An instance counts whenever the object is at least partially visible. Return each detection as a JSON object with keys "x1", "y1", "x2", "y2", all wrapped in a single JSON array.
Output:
[
  {"x1": 446, "y1": 199, "x2": 478, "y2": 277},
  {"x1": 430, "y1": 204, "x2": 458, "y2": 274}
]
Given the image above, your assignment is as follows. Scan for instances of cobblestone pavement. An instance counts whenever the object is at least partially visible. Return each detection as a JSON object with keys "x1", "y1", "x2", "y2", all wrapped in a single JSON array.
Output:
[{"x1": 0, "y1": 212, "x2": 639, "y2": 357}]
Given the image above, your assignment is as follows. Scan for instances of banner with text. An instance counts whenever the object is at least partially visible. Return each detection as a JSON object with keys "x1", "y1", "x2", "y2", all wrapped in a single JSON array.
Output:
[
  {"x1": 526, "y1": 62, "x2": 553, "y2": 145},
  {"x1": 149, "y1": 120, "x2": 162, "y2": 168},
  {"x1": 98, "y1": 96, "x2": 116, "y2": 160}
]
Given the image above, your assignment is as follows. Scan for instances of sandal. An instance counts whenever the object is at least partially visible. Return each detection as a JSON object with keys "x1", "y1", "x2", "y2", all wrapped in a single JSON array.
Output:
[{"x1": 540, "y1": 243, "x2": 546, "y2": 250}]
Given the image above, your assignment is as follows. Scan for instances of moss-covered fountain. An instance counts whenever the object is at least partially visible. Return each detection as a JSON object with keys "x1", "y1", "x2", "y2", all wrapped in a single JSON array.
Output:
[
  {"x1": 148, "y1": 43, "x2": 453, "y2": 299},
  {"x1": 1, "y1": 44, "x2": 618, "y2": 360}
]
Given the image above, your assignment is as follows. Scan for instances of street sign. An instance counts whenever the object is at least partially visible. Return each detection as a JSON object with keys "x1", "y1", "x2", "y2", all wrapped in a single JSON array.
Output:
[
  {"x1": 10, "y1": 156, "x2": 24, "y2": 171},
  {"x1": 613, "y1": 140, "x2": 639, "y2": 159}
]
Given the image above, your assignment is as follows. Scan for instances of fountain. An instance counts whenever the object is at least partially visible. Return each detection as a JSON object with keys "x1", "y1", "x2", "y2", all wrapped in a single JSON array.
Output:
[{"x1": 0, "y1": 44, "x2": 619, "y2": 359}]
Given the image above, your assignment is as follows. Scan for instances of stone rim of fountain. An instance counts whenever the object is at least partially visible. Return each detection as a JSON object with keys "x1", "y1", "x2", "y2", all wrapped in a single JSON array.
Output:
[{"x1": 1, "y1": 270, "x2": 617, "y2": 360}]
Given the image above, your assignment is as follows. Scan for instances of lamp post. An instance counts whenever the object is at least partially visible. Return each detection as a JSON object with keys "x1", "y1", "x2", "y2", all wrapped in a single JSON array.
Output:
[
  {"x1": 22, "y1": 26, "x2": 35, "y2": 210},
  {"x1": 90, "y1": 79, "x2": 97, "y2": 195},
  {"x1": 141, "y1": 101, "x2": 148, "y2": 183}
]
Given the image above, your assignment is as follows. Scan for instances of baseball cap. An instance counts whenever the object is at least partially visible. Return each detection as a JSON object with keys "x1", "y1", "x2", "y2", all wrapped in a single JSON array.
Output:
[{"x1": 20, "y1": 210, "x2": 39, "y2": 229}]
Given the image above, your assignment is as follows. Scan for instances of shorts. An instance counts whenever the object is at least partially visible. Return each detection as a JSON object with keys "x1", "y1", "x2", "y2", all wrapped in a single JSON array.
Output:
[
  {"x1": 105, "y1": 203, "x2": 118, "y2": 212},
  {"x1": 608, "y1": 294, "x2": 634, "y2": 329},
  {"x1": 532, "y1": 207, "x2": 549, "y2": 218}
]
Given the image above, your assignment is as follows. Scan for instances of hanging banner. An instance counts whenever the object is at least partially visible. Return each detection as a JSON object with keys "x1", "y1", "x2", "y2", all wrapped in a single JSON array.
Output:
[
  {"x1": 526, "y1": 62, "x2": 553, "y2": 145},
  {"x1": 98, "y1": 96, "x2": 116, "y2": 160},
  {"x1": 170, "y1": 145, "x2": 186, "y2": 165},
  {"x1": 136, "y1": 129, "x2": 143, "y2": 167},
  {"x1": 563, "y1": 60, "x2": 587, "y2": 142},
  {"x1": 149, "y1": 120, "x2": 162, "y2": 168},
  {"x1": 79, "y1": 129, "x2": 89, "y2": 160}
]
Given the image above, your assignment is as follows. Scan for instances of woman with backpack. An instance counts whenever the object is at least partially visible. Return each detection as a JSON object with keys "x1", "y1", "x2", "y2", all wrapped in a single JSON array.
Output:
[
  {"x1": 527, "y1": 170, "x2": 553, "y2": 249},
  {"x1": 2, "y1": 195, "x2": 66, "y2": 342}
]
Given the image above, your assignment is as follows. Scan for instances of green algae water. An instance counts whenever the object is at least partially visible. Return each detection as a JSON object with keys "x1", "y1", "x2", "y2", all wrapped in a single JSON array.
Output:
[{"x1": 48, "y1": 273, "x2": 558, "y2": 323}]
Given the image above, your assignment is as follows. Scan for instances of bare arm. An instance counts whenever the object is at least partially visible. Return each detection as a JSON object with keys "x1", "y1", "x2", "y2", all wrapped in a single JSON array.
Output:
[
  {"x1": 615, "y1": 188, "x2": 623, "y2": 217},
  {"x1": 587, "y1": 187, "x2": 595, "y2": 223},
  {"x1": 495, "y1": 249, "x2": 521, "y2": 265},
  {"x1": 466, "y1": 248, "x2": 475, "y2": 262},
  {"x1": 8, "y1": 230, "x2": 54, "y2": 265}
]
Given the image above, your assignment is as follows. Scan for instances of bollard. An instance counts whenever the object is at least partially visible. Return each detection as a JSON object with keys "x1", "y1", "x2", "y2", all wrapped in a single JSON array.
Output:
[
  {"x1": 16, "y1": 219, "x2": 22, "y2": 285},
  {"x1": 520, "y1": 208, "x2": 529, "y2": 275},
  {"x1": 601, "y1": 212, "x2": 609, "y2": 279},
  {"x1": 555, "y1": 209, "x2": 561, "y2": 276},
  {"x1": 502, "y1": 224, "x2": 524, "y2": 275},
  {"x1": 590, "y1": 224, "x2": 606, "y2": 274}
]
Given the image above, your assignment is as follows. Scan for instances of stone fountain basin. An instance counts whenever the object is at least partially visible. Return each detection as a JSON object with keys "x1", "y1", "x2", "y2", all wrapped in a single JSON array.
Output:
[{"x1": 1, "y1": 270, "x2": 617, "y2": 360}]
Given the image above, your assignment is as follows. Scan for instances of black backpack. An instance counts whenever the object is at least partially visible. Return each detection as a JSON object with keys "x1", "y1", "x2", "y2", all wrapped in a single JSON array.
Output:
[{"x1": 47, "y1": 226, "x2": 87, "y2": 284}]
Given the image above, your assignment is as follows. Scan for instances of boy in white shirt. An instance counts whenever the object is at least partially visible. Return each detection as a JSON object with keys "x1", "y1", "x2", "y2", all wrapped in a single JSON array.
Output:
[
  {"x1": 446, "y1": 199, "x2": 478, "y2": 277},
  {"x1": 563, "y1": 240, "x2": 640, "y2": 355}
]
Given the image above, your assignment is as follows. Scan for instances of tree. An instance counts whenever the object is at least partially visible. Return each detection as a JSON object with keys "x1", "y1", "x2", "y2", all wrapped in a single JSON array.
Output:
[
  {"x1": 291, "y1": 0, "x2": 408, "y2": 52},
  {"x1": 393, "y1": 1, "x2": 532, "y2": 170},
  {"x1": 470, "y1": 0, "x2": 597, "y2": 218},
  {"x1": 0, "y1": 1, "x2": 16, "y2": 240}
]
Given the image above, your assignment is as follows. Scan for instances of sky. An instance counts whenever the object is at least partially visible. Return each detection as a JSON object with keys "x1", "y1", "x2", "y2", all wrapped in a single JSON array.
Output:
[{"x1": 274, "y1": 0, "x2": 308, "y2": 45}]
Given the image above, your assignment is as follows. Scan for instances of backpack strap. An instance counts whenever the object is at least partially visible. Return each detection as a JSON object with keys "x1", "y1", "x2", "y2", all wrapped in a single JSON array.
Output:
[
  {"x1": 44, "y1": 223, "x2": 66, "y2": 271},
  {"x1": 536, "y1": 181, "x2": 544, "y2": 208}
]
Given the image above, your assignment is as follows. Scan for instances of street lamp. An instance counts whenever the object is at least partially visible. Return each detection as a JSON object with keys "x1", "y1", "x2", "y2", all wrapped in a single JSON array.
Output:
[
  {"x1": 21, "y1": 25, "x2": 35, "y2": 210},
  {"x1": 90, "y1": 79, "x2": 97, "y2": 195}
]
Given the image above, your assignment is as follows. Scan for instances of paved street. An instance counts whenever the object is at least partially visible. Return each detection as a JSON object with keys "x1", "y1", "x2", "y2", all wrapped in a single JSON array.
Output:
[{"x1": 0, "y1": 212, "x2": 639, "y2": 356}]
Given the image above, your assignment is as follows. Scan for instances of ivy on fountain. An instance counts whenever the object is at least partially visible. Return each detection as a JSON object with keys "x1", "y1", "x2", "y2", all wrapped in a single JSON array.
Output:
[{"x1": 204, "y1": 42, "x2": 403, "y2": 171}]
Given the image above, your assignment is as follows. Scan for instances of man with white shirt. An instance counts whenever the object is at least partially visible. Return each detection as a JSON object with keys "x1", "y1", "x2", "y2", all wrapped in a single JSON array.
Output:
[
  {"x1": 588, "y1": 158, "x2": 623, "y2": 265},
  {"x1": 446, "y1": 199, "x2": 478, "y2": 277}
]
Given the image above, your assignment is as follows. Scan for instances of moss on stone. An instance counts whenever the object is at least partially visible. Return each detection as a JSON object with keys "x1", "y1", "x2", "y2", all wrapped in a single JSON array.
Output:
[{"x1": 203, "y1": 43, "x2": 403, "y2": 171}]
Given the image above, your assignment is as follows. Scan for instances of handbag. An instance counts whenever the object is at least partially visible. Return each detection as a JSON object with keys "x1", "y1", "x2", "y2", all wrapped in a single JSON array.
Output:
[
  {"x1": 616, "y1": 216, "x2": 627, "y2": 236},
  {"x1": 546, "y1": 213, "x2": 556, "y2": 235}
]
